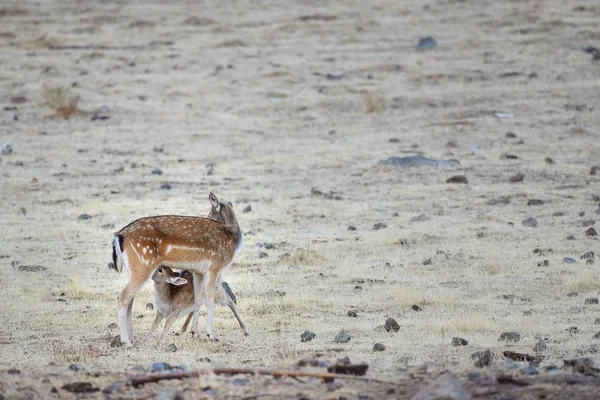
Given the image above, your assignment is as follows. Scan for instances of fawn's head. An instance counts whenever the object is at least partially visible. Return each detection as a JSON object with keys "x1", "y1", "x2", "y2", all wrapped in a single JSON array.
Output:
[
  {"x1": 151, "y1": 266, "x2": 187, "y2": 286},
  {"x1": 207, "y1": 192, "x2": 237, "y2": 226}
]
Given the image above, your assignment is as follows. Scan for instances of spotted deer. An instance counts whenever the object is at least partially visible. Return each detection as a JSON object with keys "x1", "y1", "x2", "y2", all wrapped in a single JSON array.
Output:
[
  {"x1": 111, "y1": 192, "x2": 245, "y2": 346},
  {"x1": 143, "y1": 267, "x2": 248, "y2": 344}
]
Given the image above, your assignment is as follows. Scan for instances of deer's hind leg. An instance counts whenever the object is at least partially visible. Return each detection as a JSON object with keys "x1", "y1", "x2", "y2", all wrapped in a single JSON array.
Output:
[{"x1": 117, "y1": 257, "x2": 156, "y2": 346}]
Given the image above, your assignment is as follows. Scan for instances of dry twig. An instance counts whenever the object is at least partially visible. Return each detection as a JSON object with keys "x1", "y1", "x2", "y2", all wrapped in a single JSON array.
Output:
[{"x1": 130, "y1": 367, "x2": 396, "y2": 387}]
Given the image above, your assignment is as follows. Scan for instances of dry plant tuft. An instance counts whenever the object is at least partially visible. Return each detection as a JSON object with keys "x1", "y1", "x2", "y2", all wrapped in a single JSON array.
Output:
[
  {"x1": 63, "y1": 277, "x2": 92, "y2": 299},
  {"x1": 43, "y1": 83, "x2": 79, "y2": 119},
  {"x1": 361, "y1": 92, "x2": 385, "y2": 114},
  {"x1": 562, "y1": 269, "x2": 600, "y2": 292},
  {"x1": 51, "y1": 340, "x2": 101, "y2": 364},
  {"x1": 287, "y1": 248, "x2": 324, "y2": 266}
]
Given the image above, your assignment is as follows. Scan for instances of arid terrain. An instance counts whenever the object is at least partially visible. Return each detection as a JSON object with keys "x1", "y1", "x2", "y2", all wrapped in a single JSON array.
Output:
[{"x1": 1, "y1": 0, "x2": 600, "y2": 398}]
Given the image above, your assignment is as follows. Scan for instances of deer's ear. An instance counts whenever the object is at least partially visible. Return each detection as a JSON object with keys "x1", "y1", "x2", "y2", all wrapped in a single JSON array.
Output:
[
  {"x1": 169, "y1": 277, "x2": 188, "y2": 286},
  {"x1": 209, "y1": 192, "x2": 219, "y2": 208}
]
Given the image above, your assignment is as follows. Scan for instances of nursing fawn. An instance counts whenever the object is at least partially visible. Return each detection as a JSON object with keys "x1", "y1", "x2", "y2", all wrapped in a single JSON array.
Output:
[{"x1": 143, "y1": 266, "x2": 248, "y2": 344}]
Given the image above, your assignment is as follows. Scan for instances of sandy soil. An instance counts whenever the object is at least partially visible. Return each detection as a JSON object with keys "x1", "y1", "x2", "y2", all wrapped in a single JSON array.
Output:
[{"x1": 1, "y1": 0, "x2": 600, "y2": 397}]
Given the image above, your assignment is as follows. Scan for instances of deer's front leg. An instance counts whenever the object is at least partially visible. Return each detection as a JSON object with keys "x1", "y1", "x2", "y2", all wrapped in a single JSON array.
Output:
[
  {"x1": 190, "y1": 272, "x2": 206, "y2": 339},
  {"x1": 205, "y1": 272, "x2": 220, "y2": 341}
]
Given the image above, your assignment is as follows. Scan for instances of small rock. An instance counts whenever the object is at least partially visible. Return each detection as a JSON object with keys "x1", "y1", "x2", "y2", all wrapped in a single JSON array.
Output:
[
  {"x1": 446, "y1": 175, "x2": 468, "y2": 184},
  {"x1": 347, "y1": 311, "x2": 358, "y2": 317},
  {"x1": 78, "y1": 213, "x2": 92, "y2": 220},
  {"x1": 258, "y1": 252, "x2": 269, "y2": 258},
  {"x1": 422, "y1": 258, "x2": 432, "y2": 265},
  {"x1": 505, "y1": 132, "x2": 517, "y2": 138},
  {"x1": 566, "y1": 326, "x2": 579, "y2": 334},
  {"x1": 499, "y1": 331, "x2": 521, "y2": 342},
  {"x1": 62, "y1": 382, "x2": 99, "y2": 393},
  {"x1": 564, "y1": 257, "x2": 576, "y2": 264},
  {"x1": 167, "y1": 343, "x2": 177, "y2": 352},
  {"x1": 591, "y1": 166, "x2": 598, "y2": 176},
  {"x1": 416, "y1": 36, "x2": 437, "y2": 50},
  {"x1": 533, "y1": 339, "x2": 547, "y2": 353},
  {"x1": 151, "y1": 168, "x2": 162, "y2": 175},
  {"x1": 384, "y1": 318, "x2": 400, "y2": 332},
  {"x1": 7, "y1": 368, "x2": 20, "y2": 374},
  {"x1": 411, "y1": 372, "x2": 469, "y2": 400},
  {"x1": 411, "y1": 304, "x2": 422, "y2": 312},
  {"x1": 472, "y1": 349, "x2": 492, "y2": 367},
  {"x1": 522, "y1": 217, "x2": 537, "y2": 227},
  {"x1": 582, "y1": 251, "x2": 596, "y2": 261},
  {"x1": 110, "y1": 335, "x2": 123, "y2": 348},
  {"x1": 301, "y1": 330, "x2": 316, "y2": 342},
  {"x1": 107, "y1": 322, "x2": 118, "y2": 329},
  {"x1": 563, "y1": 357, "x2": 594, "y2": 373},
  {"x1": 160, "y1": 183, "x2": 172, "y2": 190},
  {"x1": 373, "y1": 343, "x2": 386, "y2": 352},
  {"x1": 501, "y1": 153, "x2": 519, "y2": 159},
  {"x1": 567, "y1": 235, "x2": 576, "y2": 240},
  {"x1": 334, "y1": 330, "x2": 351, "y2": 343},
  {"x1": 586, "y1": 227, "x2": 597, "y2": 237},
  {"x1": 509, "y1": 173, "x2": 524, "y2": 183},
  {"x1": 537, "y1": 260, "x2": 549, "y2": 267},
  {"x1": 412, "y1": 214, "x2": 430, "y2": 222},
  {"x1": 348, "y1": 225, "x2": 357, "y2": 231},
  {"x1": 372, "y1": 222, "x2": 387, "y2": 230},
  {"x1": 146, "y1": 303, "x2": 154, "y2": 311},
  {"x1": 595, "y1": 318, "x2": 600, "y2": 325},
  {"x1": 593, "y1": 332, "x2": 600, "y2": 339},
  {"x1": 527, "y1": 199, "x2": 544, "y2": 206},
  {"x1": 545, "y1": 157, "x2": 555, "y2": 164},
  {"x1": 567, "y1": 292, "x2": 578, "y2": 297},
  {"x1": 553, "y1": 211, "x2": 565, "y2": 216},
  {"x1": 151, "y1": 362, "x2": 175, "y2": 372},
  {"x1": 242, "y1": 205, "x2": 252, "y2": 213},
  {"x1": 0, "y1": 143, "x2": 13, "y2": 155},
  {"x1": 522, "y1": 366, "x2": 538, "y2": 375},
  {"x1": 582, "y1": 220, "x2": 595, "y2": 227},
  {"x1": 452, "y1": 337, "x2": 468, "y2": 346},
  {"x1": 585, "y1": 298, "x2": 599, "y2": 305}
]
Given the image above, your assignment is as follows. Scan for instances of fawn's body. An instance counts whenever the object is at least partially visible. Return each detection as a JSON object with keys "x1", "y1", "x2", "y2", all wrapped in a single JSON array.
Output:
[
  {"x1": 112, "y1": 192, "x2": 246, "y2": 346},
  {"x1": 143, "y1": 267, "x2": 248, "y2": 344}
]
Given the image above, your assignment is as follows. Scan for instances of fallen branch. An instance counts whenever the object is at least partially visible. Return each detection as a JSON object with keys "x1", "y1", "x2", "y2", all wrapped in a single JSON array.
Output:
[{"x1": 130, "y1": 367, "x2": 396, "y2": 387}]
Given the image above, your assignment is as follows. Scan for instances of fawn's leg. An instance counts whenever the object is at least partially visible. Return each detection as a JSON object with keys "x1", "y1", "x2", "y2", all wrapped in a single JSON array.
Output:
[
  {"x1": 177, "y1": 313, "x2": 193, "y2": 335},
  {"x1": 159, "y1": 311, "x2": 182, "y2": 343},
  {"x1": 141, "y1": 314, "x2": 163, "y2": 344}
]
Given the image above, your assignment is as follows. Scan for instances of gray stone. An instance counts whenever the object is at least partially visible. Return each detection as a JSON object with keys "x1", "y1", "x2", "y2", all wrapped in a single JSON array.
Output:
[
  {"x1": 499, "y1": 331, "x2": 521, "y2": 342},
  {"x1": 334, "y1": 330, "x2": 351, "y2": 343},
  {"x1": 472, "y1": 350, "x2": 492, "y2": 368},
  {"x1": 410, "y1": 372, "x2": 470, "y2": 400},
  {"x1": 166, "y1": 343, "x2": 177, "y2": 352},
  {"x1": 373, "y1": 343, "x2": 386, "y2": 352},
  {"x1": 385, "y1": 318, "x2": 400, "y2": 332},
  {"x1": 301, "y1": 330, "x2": 316, "y2": 342},
  {"x1": 522, "y1": 217, "x2": 537, "y2": 227},
  {"x1": 378, "y1": 155, "x2": 459, "y2": 168},
  {"x1": 415, "y1": 37, "x2": 437, "y2": 51},
  {"x1": 533, "y1": 339, "x2": 547, "y2": 353},
  {"x1": 452, "y1": 337, "x2": 468, "y2": 346}
]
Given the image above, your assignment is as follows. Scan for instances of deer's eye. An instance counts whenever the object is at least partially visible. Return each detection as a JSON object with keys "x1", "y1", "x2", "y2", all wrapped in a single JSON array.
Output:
[{"x1": 158, "y1": 268, "x2": 163, "y2": 273}]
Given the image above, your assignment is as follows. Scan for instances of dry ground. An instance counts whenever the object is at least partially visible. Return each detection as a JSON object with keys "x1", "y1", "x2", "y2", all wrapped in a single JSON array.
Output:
[{"x1": 1, "y1": 0, "x2": 600, "y2": 398}]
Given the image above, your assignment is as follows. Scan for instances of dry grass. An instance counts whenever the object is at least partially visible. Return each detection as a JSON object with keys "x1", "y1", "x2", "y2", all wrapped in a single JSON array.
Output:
[{"x1": 1, "y1": 0, "x2": 599, "y2": 378}]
